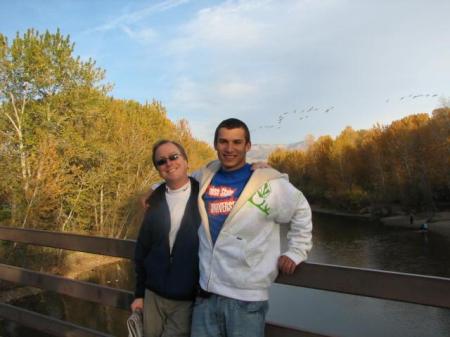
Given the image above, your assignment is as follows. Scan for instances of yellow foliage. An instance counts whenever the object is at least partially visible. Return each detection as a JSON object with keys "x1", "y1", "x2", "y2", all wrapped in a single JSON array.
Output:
[{"x1": 269, "y1": 110, "x2": 450, "y2": 211}]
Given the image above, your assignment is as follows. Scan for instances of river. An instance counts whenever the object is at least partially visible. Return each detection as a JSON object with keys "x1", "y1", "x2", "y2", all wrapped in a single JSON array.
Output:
[
  {"x1": 1, "y1": 213, "x2": 449, "y2": 336},
  {"x1": 269, "y1": 213, "x2": 450, "y2": 337}
]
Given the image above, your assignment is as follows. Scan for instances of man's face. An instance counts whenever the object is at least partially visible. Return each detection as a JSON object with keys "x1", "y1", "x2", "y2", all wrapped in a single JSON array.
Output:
[
  {"x1": 154, "y1": 143, "x2": 188, "y2": 186},
  {"x1": 214, "y1": 127, "x2": 251, "y2": 171}
]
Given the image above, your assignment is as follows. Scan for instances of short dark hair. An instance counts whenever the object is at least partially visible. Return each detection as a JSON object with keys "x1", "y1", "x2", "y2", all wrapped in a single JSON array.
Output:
[
  {"x1": 152, "y1": 140, "x2": 188, "y2": 167},
  {"x1": 214, "y1": 118, "x2": 251, "y2": 145}
]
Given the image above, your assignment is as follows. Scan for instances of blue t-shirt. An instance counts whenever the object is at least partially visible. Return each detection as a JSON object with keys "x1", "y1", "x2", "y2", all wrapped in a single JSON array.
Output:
[{"x1": 203, "y1": 163, "x2": 253, "y2": 244}]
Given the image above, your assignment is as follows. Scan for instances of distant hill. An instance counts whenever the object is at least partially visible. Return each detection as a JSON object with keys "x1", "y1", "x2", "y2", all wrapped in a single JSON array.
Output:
[{"x1": 247, "y1": 141, "x2": 307, "y2": 161}]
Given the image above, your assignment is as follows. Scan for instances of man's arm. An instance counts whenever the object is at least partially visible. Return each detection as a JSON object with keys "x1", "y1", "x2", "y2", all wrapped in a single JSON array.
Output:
[
  {"x1": 275, "y1": 182, "x2": 313, "y2": 275},
  {"x1": 250, "y1": 161, "x2": 271, "y2": 169},
  {"x1": 190, "y1": 169, "x2": 202, "y2": 182}
]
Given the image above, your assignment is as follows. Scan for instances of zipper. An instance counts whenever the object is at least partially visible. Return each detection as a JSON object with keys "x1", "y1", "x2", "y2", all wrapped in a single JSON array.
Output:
[{"x1": 206, "y1": 245, "x2": 215, "y2": 290}]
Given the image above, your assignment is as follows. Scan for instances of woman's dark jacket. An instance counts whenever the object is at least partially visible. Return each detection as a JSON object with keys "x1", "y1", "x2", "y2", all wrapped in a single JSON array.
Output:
[{"x1": 134, "y1": 178, "x2": 200, "y2": 301}]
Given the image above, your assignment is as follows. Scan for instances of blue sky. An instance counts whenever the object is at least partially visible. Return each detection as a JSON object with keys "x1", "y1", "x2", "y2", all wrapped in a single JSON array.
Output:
[{"x1": 1, "y1": 0, "x2": 449, "y2": 145}]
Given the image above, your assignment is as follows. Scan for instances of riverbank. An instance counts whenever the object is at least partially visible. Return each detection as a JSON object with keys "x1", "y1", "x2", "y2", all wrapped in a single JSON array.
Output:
[
  {"x1": 312, "y1": 206, "x2": 450, "y2": 238},
  {"x1": 311, "y1": 206, "x2": 372, "y2": 219},
  {"x1": 380, "y1": 211, "x2": 450, "y2": 236}
]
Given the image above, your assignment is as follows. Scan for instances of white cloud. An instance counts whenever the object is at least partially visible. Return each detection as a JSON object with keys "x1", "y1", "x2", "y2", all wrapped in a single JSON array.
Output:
[
  {"x1": 217, "y1": 81, "x2": 257, "y2": 98},
  {"x1": 77, "y1": 0, "x2": 448, "y2": 143},
  {"x1": 173, "y1": 1, "x2": 268, "y2": 52},
  {"x1": 164, "y1": 0, "x2": 335, "y2": 128},
  {"x1": 171, "y1": 77, "x2": 214, "y2": 110},
  {"x1": 120, "y1": 25, "x2": 158, "y2": 44},
  {"x1": 159, "y1": 0, "x2": 450, "y2": 143}
]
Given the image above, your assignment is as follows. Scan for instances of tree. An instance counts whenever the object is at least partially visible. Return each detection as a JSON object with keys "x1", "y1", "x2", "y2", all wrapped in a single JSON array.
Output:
[
  {"x1": 0, "y1": 29, "x2": 109, "y2": 227},
  {"x1": 268, "y1": 109, "x2": 449, "y2": 212}
]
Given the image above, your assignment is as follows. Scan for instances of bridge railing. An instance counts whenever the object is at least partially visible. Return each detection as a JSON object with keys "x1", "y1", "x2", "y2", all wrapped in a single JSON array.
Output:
[{"x1": 0, "y1": 225, "x2": 449, "y2": 337}]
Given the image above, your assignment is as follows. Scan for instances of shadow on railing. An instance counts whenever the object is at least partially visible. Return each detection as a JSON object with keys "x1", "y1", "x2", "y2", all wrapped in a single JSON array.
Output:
[{"x1": 0, "y1": 225, "x2": 449, "y2": 337}]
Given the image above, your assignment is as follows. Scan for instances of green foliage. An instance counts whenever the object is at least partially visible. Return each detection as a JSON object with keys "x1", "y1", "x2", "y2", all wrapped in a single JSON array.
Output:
[
  {"x1": 0, "y1": 205, "x2": 10, "y2": 221},
  {"x1": 269, "y1": 111, "x2": 450, "y2": 212},
  {"x1": 0, "y1": 29, "x2": 215, "y2": 237}
]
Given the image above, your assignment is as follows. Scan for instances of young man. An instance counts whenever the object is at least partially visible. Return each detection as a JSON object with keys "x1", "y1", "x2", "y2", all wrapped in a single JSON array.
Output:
[
  {"x1": 190, "y1": 118, "x2": 313, "y2": 337},
  {"x1": 132, "y1": 140, "x2": 200, "y2": 337}
]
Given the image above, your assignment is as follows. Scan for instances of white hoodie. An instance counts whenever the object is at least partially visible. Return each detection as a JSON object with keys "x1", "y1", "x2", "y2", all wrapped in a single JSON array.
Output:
[{"x1": 195, "y1": 161, "x2": 313, "y2": 301}]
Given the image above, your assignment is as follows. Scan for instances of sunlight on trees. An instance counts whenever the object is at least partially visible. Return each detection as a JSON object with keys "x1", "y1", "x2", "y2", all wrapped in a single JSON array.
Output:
[
  {"x1": 269, "y1": 111, "x2": 450, "y2": 213},
  {"x1": 0, "y1": 29, "x2": 215, "y2": 237}
]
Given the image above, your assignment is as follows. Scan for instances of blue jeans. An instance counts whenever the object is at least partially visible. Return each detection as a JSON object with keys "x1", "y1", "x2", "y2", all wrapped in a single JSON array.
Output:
[{"x1": 190, "y1": 294, "x2": 268, "y2": 337}]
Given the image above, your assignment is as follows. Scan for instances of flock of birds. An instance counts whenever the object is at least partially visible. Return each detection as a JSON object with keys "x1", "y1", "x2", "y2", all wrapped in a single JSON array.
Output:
[
  {"x1": 385, "y1": 93, "x2": 439, "y2": 103},
  {"x1": 251, "y1": 105, "x2": 335, "y2": 131},
  {"x1": 251, "y1": 93, "x2": 440, "y2": 133}
]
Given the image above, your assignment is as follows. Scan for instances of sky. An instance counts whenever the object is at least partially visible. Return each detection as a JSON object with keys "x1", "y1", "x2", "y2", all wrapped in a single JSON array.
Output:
[{"x1": 1, "y1": 0, "x2": 449, "y2": 145}]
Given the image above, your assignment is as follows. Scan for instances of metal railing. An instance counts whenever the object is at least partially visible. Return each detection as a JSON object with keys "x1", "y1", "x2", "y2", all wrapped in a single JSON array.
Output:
[{"x1": 0, "y1": 225, "x2": 449, "y2": 337}]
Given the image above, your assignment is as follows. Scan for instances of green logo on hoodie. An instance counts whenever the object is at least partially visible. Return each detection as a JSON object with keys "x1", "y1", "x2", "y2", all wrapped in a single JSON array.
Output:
[{"x1": 248, "y1": 182, "x2": 271, "y2": 215}]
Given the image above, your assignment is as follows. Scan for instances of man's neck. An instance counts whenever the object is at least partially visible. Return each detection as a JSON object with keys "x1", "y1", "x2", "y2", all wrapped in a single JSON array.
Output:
[
  {"x1": 166, "y1": 177, "x2": 190, "y2": 190},
  {"x1": 220, "y1": 162, "x2": 247, "y2": 172}
]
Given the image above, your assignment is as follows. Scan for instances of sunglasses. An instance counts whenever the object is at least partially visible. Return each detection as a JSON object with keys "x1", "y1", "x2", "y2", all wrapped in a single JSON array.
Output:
[{"x1": 155, "y1": 153, "x2": 182, "y2": 167}]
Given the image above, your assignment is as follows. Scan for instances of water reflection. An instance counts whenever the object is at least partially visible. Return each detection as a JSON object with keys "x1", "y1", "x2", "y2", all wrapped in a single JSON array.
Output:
[
  {"x1": 1, "y1": 289, "x2": 129, "y2": 337},
  {"x1": 80, "y1": 260, "x2": 135, "y2": 291},
  {"x1": 268, "y1": 284, "x2": 450, "y2": 337},
  {"x1": 309, "y1": 213, "x2": 450, "y2": 277}
]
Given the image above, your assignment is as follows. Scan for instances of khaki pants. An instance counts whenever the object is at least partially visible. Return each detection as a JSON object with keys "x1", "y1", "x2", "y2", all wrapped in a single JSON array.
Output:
[{"x1": 143, "y1": 289, "x2": 193, "y2": 337}]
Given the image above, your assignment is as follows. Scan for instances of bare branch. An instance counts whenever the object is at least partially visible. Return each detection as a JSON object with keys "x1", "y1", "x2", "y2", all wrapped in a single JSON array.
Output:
[{"x1": 3, "y1": 113, "x2": 20, "y2": 136}]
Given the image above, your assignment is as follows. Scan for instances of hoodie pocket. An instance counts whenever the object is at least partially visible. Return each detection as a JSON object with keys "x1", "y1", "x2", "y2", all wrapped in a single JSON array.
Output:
[
  {"x1": 214, "y1": 233, "x2": 248, "y2": 287},
  {"x1": 244, "y1": 226, "x2": 273, "y2": 267},
  {"x1": 243, "y1": 227, "x2": 280, "y2": 288}
]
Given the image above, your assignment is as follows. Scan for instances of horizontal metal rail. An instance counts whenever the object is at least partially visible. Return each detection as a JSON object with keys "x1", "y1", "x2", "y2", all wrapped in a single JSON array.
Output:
[
  {"x1": 1, "y1": 225, "x2": 449, "y2": 309},
  {"x1": 276, "y1": 262, "x2": 450, "y2": 309},
  {"x1": 0, "y1": 263, "x2": 133, "y2": 311},
  {"x1": 265, "y1": 322, "x2": 330, "y2": 337},
  {"x1": 0, "y1": 225, "x2": 135, "y2": 259},
  {"x1": 0, "y1": 303, "x2": 113, "y2": 337}
]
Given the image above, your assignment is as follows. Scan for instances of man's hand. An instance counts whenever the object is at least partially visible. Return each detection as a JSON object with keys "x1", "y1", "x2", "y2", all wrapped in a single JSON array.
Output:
[
  {"x1": 131, "y1": 298, "x2": 144, "y2": 312},
  {"x1": 251, "y1": 161, "x2": 271, "y2": 170},
  {"x1": 140, "y1": 188, "x2": 154, "y2": 209},
  {"x1": 278, "y1": 255, "x2": 297, "y2": 275}
]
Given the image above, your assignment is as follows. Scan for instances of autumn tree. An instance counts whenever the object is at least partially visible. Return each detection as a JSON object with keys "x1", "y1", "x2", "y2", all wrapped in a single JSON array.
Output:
[
  {"x1": 0, "y1": 29, "x2": 215, "y2": 236},
  {"x1": 0, "y1": 29, "x2": 108, "y2": 228},
  {"x1": 269, "y1": 109, "x2": 450, "y2": 212}
]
